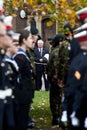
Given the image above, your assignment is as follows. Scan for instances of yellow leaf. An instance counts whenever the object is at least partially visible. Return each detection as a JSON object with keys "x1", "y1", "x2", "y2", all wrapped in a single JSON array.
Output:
[{"x1": 46, "y1": 21, "x2": 53, "y2": 27}]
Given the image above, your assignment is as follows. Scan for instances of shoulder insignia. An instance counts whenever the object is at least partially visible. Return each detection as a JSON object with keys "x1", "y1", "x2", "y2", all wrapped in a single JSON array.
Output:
[{"x1": 74, "y1": 71, "x2": 81, "y2": 80}]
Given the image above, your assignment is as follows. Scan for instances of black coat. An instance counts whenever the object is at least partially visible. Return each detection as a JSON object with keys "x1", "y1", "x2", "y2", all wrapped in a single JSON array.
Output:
[
  {"x1": 0, "y1": 51, "x2": 12, "y2": 91},
  {"x1": 63, "y1": 50, "x2": 87, "y2": 117},
  {"x1": 14, "y1": 49, "x2": 33, "y2": 104},
  {"x1": 69, "y1": 38, "x2": 81, "y2": 64}
]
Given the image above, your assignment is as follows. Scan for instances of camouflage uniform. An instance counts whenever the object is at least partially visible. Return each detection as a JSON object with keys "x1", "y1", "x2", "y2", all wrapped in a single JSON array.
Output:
[
  {"x1": 47, "y1": 46, "x2": 61, "y2": 125},
  {"x1": 58, "y1": 40, "x2": 70, "y2": 84},
  {"x1": 47, "y1": 38, "x2": 69, "y2": 126}
]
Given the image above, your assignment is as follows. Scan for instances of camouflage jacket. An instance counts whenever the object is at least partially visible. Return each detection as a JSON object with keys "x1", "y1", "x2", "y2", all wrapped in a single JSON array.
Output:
[{"x1": 47, "y1": 41, "x2": 69, "y2": 85}]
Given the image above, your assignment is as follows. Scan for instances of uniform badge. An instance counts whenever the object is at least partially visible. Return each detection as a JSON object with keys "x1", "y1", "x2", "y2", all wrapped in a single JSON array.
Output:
[
  {"x1": 1, "y1": 49, "x2": 5, "y2": 54},
  {"x1": 74, "y1": 71, "x2": 81, "y2": 80},
  {"x1": 1, "y1": 62, "x2": 5, "y2": 67}
]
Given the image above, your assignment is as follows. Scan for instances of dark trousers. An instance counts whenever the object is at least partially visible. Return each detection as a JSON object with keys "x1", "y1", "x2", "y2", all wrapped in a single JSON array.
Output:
[
  {"x1": 0, "y1": 100, "x2": 5, "y2": 130},
  {"x1": 35, "y1": 65, "x2": 49, "y2": 90},
  {"x1": 1, "y1": 99, "x2": 15, "y2": 130},
  {"x1": 16, "y1": 103, "x2": 30, "y2": 130},
  {"x1": 50, "y1": 82, "x2": 62, "y2": 120},
  {"x1": 66, "y1": 102, "x2": 86, "y2": 130}
]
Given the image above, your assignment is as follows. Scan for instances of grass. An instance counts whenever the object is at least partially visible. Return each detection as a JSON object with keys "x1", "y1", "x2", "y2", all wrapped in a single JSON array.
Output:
[{"x1": 30, "y1": 90, "x2": 52, "y2": 129}]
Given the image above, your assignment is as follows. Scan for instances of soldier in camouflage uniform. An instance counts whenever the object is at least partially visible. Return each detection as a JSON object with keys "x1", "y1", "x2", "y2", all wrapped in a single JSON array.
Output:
[{"x1": 47, "y1": 34, "x2": 70, "y2": 126}]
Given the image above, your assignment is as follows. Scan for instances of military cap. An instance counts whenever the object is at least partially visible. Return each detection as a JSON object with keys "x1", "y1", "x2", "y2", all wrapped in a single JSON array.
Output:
[
  {"x1": 4, "y1": 16, "x2": 20, "y2": 39},
  {"x1": 30, "y1": 27, "x2": 38, "y2": 35},
  {"x1": 24, "y1": 25, "x2": 38, "y2": 35},
  {"x1": 64, "y1": 23, "x2": 76, "y2": 33},
  {"x1": 74, "y1": 23, "x2": 87, "y2": 32},
  {"x1": 4, "y1": 16, "x2": 15, "y2": 37},
  {"x1": 74, "y1": 25, "x2": 87, "y2": 44},
  {"x1": 48, "y1": 34, "x2": 65, "y2": 47},
  {"x1": 4, "y1": 16, "x2": 13, "y2": 36},
  {"x1": 52, "y1": 34, "x2": 65, "y2": 43},
  {"x1": 76, "y1": 7, "x2": 87, "y2": 20},
  {"x1": 64, "y1": 23, "x2": 71, "y2": 30}
]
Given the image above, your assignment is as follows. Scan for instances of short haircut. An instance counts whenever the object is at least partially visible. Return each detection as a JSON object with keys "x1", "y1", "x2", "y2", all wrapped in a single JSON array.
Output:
[{"x1": 19, "y1": 29, "x2": 30, "y2": 45}]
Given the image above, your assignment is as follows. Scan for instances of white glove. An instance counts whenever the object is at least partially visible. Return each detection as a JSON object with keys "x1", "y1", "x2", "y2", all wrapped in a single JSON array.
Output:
[
  {"x1": 61, "y1": 111, "x2": 68, "y2": 122},
  {"x1": 0, "y1": 90, "x2": 6, "y2": 99},
  {"x1": 70, "y1": 111, "x2": 79, "y2": 127},
  {"x1": 5, "y1": 89, "x2": 12, "y2": 96},
  {"x1": 84, "y1": 117, "x2": 87, "y2": 128}
]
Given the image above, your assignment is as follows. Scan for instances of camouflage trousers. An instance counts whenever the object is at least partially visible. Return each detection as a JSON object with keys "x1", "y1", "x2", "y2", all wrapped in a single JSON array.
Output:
[{"x1": 50, "y1": 82, "x2": 62, "y2": 120}]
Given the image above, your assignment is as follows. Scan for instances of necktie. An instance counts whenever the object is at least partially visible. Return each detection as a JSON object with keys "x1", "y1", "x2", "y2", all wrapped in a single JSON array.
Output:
[{"x1": 40, "y1": 48, "x2": 42, "y2": 57}]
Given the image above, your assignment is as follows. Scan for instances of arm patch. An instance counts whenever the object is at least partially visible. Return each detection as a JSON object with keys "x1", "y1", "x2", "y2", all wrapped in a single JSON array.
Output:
[{"x1": 74, "y1": 71, "x2": 81, "y2": 80}]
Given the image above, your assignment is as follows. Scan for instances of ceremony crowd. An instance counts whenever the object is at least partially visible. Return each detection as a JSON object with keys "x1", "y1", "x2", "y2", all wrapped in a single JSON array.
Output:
[{"x1": 1, "y1": 2, "x2": 87, "y2": 130}]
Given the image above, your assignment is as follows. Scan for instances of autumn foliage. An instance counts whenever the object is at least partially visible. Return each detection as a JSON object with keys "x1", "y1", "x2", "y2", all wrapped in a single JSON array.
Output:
[{"x1": 3, "y1": 0, "x2": 87, "y2": 31}]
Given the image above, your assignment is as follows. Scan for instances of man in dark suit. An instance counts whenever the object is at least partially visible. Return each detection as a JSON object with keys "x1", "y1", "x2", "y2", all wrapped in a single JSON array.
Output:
[{"x1": 34, "y1": 39, "x2": 49, "y2": 91}]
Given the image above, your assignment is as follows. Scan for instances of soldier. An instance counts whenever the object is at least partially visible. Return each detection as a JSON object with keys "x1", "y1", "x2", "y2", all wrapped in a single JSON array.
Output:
[
  {"x1": 70, "y1": 28, "x2": 87, "y2": 130},
  {"x1": 0, "y1": 13, "x2": 16, "y2": 130},
  {"x1": 69, "y1": 7, "x2": 87, "y2": 64},
  {"x1": 4, "y1": 33, "x2": 20, "y2": 130},
  {"x1": 26, "y1": 44, "x2": 36, "y2": 129},
  {"x1": 61, "y1": 17, "x2": 87, "y2": 130},
  {"x1": 47, "y1": 34, "x2": 69, "y2": 126},
  {"x1": 13, "y1": 29, "x2": 34, "y2": 130},
  {"x1": 63, "y1": 22, "x2": 78, "y2": 65},
  {"x1": 25, "y1": 26, "x2": 39, "y2": 128},
  {"x1": 26, "y1": 26, "x2": 39, "y2": 93}
]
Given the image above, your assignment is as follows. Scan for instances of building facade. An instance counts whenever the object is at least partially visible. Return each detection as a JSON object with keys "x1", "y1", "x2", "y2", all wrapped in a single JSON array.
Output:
[{"x1": 12, "y1": 11, "x2": 57, "y2": 46}]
